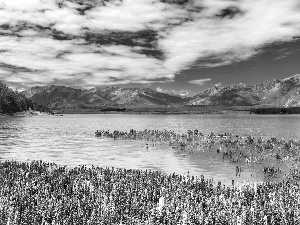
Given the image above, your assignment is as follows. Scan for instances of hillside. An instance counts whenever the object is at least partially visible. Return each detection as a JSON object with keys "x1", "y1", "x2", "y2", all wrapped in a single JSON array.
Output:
[
  {"x1": 22, "y1": 74, "x2": 300, "y2": 111},
  {"x1": 189, "y1": 74, "x2": 300, "y2": 107},
  {"x1": 23, "y1": 85, "x2": 188, "y2": 110},
  {"x1": 0, "y1": 82, "x2": 33, "y2": 114},
  {"x1": 252, "y1": 75, "x2": 300, "y2": 107},
  {"x1": 189, "y1": 84, "x2": 260, "y2": 106}
]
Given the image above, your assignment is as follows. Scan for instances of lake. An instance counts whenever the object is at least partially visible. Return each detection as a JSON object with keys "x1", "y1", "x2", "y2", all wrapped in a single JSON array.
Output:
[{"x1": 1, "y1": 114, "x2": 300, "y2": 186}]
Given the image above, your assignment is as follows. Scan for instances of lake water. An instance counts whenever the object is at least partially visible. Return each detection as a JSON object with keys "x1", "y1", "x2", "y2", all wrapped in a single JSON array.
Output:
[{"x1": 1, "y1": 114, "x2": 300, "y2": 186}]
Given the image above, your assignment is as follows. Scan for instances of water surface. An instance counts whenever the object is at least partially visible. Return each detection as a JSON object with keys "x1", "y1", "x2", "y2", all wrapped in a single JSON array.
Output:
[{"x1": 1, "y1": 114, "x2": 299, "y2": 185}]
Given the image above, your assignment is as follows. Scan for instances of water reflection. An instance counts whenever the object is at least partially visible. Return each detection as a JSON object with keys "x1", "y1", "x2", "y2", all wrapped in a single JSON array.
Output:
[{"x1": 0, "y1": 114, "x2": 299, "y2": 186}]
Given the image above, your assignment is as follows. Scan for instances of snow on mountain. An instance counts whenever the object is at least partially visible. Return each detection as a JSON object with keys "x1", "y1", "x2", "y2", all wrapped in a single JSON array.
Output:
[{"x1": 22, "y1": 74, "x2": 300, "y2": 109}]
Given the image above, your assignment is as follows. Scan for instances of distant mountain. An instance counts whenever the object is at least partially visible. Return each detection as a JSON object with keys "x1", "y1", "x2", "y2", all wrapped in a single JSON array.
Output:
[
  {"x1": 189, "y1": 74, "x2": 300, "y2": 107},
  {"x1": 22, "y1": 74, "x2": 300, "y2": 110},
  {"x1": 252, "y1": 75, "x2": 300, "y2": 107},
  {"x1": 23, "y1": 85, "x2": 188, "y2": 110},
  {"x1": 189, "y1": 83, "x2": 260, "y2": 106}
]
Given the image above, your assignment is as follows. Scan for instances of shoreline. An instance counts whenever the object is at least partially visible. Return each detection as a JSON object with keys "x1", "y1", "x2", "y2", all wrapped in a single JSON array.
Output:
[
  {"x1": 51, "y1": 105, "x2": 300, "y2": 115},
  {"x1": 0, "y1": 111, "x2": 53, "y2": 117},
  {"x1": 3, "y1": 106, "x2": 299, "y2": 116}
]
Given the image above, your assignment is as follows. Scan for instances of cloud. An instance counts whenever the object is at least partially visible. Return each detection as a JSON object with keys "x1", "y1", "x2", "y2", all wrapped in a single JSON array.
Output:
[
  {"x1": 159, "y1": 0, "x2": 300, "y2": 71},
  {"x1": 176, "y1": 89, "x2": 190, "y2": 96},
  {"x1": 188, "y1": 78, "x2": 211, "y2": 86},
  {"x1": 156, "y1": 86, "x2": 164, "y2": 92},
  {"x1": 156, "y1": 86, "x2": 189, "y2": 96},
  {"x1": 0, "y1": 0, "x2": 300, "y2": 89},
  {"x1": 214, "y1": 82, "x2": 221, "y2": 87},
  {"x1": 274, "y1": 50, "x2": 293, "y2": 60}
]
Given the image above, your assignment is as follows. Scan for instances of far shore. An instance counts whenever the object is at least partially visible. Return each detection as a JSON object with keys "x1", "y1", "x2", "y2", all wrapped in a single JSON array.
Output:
[
  {"x1": 52, "y1": 105, "x2": 251, "y2": 115},
  {"x1": 2, "y1": 105, "x2": 300, "y2": 117},
  {"x1": 0, "y1": 110, "x2": 53, "y2": 117},
  {"x1": 52, "y1": 105, "x2": 300, "y2": 115}
]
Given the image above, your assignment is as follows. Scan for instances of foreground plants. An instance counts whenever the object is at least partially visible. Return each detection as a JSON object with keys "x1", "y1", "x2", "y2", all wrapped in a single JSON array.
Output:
[{"x1": 0, "y1": 160, "x2": 300, "y2": 224}]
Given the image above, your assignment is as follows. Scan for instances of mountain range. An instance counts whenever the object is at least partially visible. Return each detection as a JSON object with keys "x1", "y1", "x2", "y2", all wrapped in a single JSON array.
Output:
[
  {"x1": 190, "y1": 74, "x2": 300, "y2": 107},
  {"x1": 23, "y1": 86, "x2": 187, "y2": 109},
  {"x1": 22, "y1": 74, "x2": 300, "y2": 110}
]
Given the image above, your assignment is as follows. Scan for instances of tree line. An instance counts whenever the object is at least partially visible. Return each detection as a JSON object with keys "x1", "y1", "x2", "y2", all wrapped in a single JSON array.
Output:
[
  {"x1": 0, "y1": 82, "x2": 53, "y2": 114},
  {"x1": 0, "y1": 82, "x2": 34, "y2": 114},
  {"x1": 250, "y1": 107, "x2": 300, "y2": 114}
]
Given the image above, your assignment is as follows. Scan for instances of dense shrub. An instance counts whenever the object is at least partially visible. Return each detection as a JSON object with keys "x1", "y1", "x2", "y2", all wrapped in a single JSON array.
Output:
[{"x1": 0, "y1": 82, "x2": 34, "y2": 114}]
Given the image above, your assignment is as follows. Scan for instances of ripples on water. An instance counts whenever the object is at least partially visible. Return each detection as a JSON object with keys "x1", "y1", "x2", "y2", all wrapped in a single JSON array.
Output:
[{"x1": 0, "y1": 114, "x2": 299, "y2": 185}]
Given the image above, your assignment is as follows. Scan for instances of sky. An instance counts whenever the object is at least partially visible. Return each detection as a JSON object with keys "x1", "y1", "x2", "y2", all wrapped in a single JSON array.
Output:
[{"x1": 0, "y1": 0, "x2": 300, "y2": 96}]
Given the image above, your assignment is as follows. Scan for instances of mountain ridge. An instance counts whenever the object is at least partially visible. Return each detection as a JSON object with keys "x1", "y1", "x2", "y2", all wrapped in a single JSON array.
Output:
[
  {"x1": 23, "y1": 85, "x2": 188, "y2": 109},
  {"x1": 22, "y1": 74, "x2": 300, "y2": 110},
  {"x1": 189, "y1": 74, "x2": 300, "y2": 107}
]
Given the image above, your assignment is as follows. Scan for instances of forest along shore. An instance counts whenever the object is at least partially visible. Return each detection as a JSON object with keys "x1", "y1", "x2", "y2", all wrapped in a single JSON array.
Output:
[
  {"x1": 52, "y1": 105, "x2": 251, "y2": 115},
  {"x1": 52, "y1": 105, "x2": 300, "y2": 115}
]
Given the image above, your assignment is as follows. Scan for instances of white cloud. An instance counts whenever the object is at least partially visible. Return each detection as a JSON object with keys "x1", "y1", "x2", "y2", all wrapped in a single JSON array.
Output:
[
  {"x1": 159, "y1": 0, "x2": 300, "y2": 71},
  {"x1": 214, "y1": 82, "x2": 221, "y2": 87},
  {"x1": 0, "y1": 35, "x2": 171, "y2": 86},
  {"x1": 274, "y1": 51, "x2": 293, "y2": 60},
  {"x1": 0, "y1": 0, "x2": 57, "y2": 11},
  {"x1": 0, "y1": 0, "x2": 300, "y2": 89},
  {"x1": 176, "y1": 90, "x2": 189, "y2": 96},
  {"x1": 156, "y1": 86, "x2": 189, "y2": 96},
  {"x1": 156, "y1": 86, "x2": 164, "y2": 93},
  {"x1": 188, "y1": 78, "x2": 212, "y2": 86}
]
